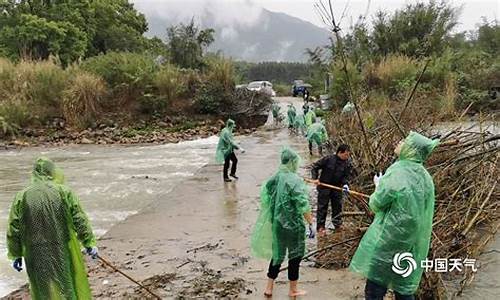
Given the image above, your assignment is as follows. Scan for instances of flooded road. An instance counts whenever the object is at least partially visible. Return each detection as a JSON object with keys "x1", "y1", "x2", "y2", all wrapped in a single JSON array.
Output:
[{"x1": 0, "y1": 97, "x2": 497, "y2": 298}]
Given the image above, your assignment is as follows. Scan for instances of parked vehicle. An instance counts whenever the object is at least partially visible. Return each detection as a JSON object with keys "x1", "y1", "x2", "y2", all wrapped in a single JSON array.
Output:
[
  {"x1": 292, "y1": 80, "x2": 312, "y2": 97},
  {"x1": 247, "y1": 81, "x2": 276, "y2": 97}
]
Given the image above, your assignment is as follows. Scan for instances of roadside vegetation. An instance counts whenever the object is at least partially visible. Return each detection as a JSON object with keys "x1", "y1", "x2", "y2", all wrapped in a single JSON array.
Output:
[
  {"x1": 306, "y1": 1, "x2": 499, "y2": 114},
  {"x1": 0, "y1": 1, "x2": 271, "y2": 141}
]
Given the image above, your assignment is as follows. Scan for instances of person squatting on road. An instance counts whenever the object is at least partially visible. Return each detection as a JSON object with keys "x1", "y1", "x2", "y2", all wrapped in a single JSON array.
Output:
[
  {"x1": 251, "y1": 147, "x2": 314, "y2": 297},
  {"x1": 349, "y1": 132, "x2": 439, "y2": 300},
  {"x1": 307, "y1": 119, "x2": 328, "y2": 156},
  {"x1": 6, "y1": 157, "x2": 98, "y2": 300},
  {"x1": 311, "y1": 144, "x2": 355, "y2": 235},
  {"x1": 216, "y1": 119, "x2": 245, "y2": 182}
]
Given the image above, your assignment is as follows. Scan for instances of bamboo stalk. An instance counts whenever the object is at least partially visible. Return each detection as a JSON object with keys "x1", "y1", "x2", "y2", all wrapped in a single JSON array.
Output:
[{"x1": 97, "y1": 255, "x2": 162, "y2": 299}]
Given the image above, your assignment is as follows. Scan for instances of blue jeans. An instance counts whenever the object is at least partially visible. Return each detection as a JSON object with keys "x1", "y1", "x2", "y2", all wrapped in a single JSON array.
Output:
[{"x1": 365, "y1": 279, "x2": 415, "y2": 300}]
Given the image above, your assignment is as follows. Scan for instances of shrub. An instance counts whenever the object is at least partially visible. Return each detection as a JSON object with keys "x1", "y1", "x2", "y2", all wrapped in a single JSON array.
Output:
[
  {"x1": 0, "y1": 101, "x2": 30, "y2": 128},
  {"x1": 0, "y1": 58, "x2": 15, "y2": 100},
  {"x1": 81, "y1": 52, "x2": 158, "y2": 105},
  {"x1": 0, "y1": 58, "x2": 67, "y2": 125},
  {"x1": 153, "y1": 64, "x2": 186, "y2": 104},
  {"x1": 62, "y1": 72, "x2": 107, "y2": 128},
  {"x1": 195, "y1": 82, "x2": 227, "y2": 114},
  {"x1": 17, "y1": 59, "x2": 67, "y2": 119},
  {"x1": 330, "y1": 60, "x2": 363, "y2": 107},
  {"x1": 0, "y1": 116, "x2": 20, "y2": 138},
  {"x1": 205, "y1": 57, "x2": 235, "y2": 92},
  {"x1": 363, "y1": 55, "x2": 419, "y2": 99}
]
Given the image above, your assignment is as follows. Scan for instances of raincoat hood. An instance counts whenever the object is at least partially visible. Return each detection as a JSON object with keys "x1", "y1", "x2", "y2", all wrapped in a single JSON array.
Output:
[
  {"x1": 399, "y1": 131, "x2": 439, "y2": 163},
  {"x1": 226, "y1": 119, "x2": 236, "y2": 131},
  {"x1": 32, "y1": 157, "x2": 64, "y2": 184},
  {"x1": 280, "y1": 147, "x2": 301, "y2": 173}
]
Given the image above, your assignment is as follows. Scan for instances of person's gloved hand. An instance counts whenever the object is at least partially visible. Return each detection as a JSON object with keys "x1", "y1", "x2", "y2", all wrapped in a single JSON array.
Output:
[
  {"x1": 373, "y1": 172, "x2": 383, "y2": 187},
  {"x1": 342, "y1": 184, "x2": 350, "y2": 195},
  {"x1": 85, "y1": 247, "x2": 98, "y2": 259},
  {"x1": 307, "y1": 224, "x2": 316, "y2": 239},
  {"x1": 12, "y1": 258, "x2": 22, "y2": 272},
  {"x1": 240, "y1": 148, "x2": 246, "y2": 154}
]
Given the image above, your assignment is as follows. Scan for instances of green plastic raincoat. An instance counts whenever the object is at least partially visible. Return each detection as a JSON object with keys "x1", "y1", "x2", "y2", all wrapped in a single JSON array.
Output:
[
  {"x1": 349, "y1": 132, "x2": 439, "y2": 295},
  {"x1": 215, "y1": 119, "x2": 239, "y2": 164},
  {"x1": 307, "y1": 122, "x2": 328, "y2": 146},
  {"x1": 305, "y1": 110, "x2": 316, "y2": 127},
  {"x1": 287, "y1": 105, "x2": 297, "y2": 126},
  {"x1": 7, "y1": 157, "x2": 96, "y2": 300},
  {"x1": 271, "y1": 103, "x2": 281, "y2": 119},
  {"x1": 293, "y1": 115, "x2": 306, "y2": 133},
  {"x1": 251, "y1": 147, "x2": 311, "y2": 265}
]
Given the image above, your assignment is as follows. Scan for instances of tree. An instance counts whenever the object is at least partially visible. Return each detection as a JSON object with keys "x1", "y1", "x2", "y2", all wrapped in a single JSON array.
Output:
[
  {"x1": 166, "y1": 20, "x2": 215, "y2": 69},
  {"x1": 0, "y1": 0, "x2": 150, "y2": 64},
  {"x1": 371, "y1": 1, "x2": 459, "y2": 58},
  {"x1": 475, "y1": 19, "x2": 500, "y2": 57}
]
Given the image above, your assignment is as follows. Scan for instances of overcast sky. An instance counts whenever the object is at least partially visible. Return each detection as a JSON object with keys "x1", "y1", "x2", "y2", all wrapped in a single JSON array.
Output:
[{"x1": 132, "y1": 0, "x2": 499, "y2": 32}]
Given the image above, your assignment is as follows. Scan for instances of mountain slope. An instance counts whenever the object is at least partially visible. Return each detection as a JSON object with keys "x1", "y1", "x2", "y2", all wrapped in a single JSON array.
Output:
[{"x1": 142, "y1": 8, "x2": 331, "y2": 62}]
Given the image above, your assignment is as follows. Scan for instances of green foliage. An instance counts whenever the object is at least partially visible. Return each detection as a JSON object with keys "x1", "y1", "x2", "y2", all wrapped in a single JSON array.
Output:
[
  {"x1": 81, "y1": 52, "x2": 157, "y2": 104},
  {"x1": 0, "y1": 0, "x2": 150, "y2": 65},
  {"x1": 195, "y1": 83, "x2": 226, "y2": 114},
  {"x1": 330, "y1": 61, "x2": 363, "y2": 106},
  {"x1": 194, "y1": 56, "x2": 236, "y2": 114},
  {"x1": 153, "y1": 64, "x2": 186, "y2": 103},
  {"x1": 371, "y1": 1, "x2": 459, "y2": 57},
  {"x1": 475, "y1": 20, "x2": 500, "y2": 57},
  {"x1": 166, "y1": 20, "x2": 215, "y2": 69},
  {"x1": 0, "y1": 116, "x2": 19, "y2": 137},
  {"x1": 363, "y1": 55, "x2": 419, "y2": 99}
]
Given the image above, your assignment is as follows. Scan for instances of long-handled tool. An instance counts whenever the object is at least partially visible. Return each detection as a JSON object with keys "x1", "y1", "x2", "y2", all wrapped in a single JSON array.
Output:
[
  {"x1": 303, "y1": 178, "x2": 370, "y2": 199},
  {"x1": 303, "y1": 178, "x2": 372, "y2": 216},
  {"x1": 97, "y1": 254, "x2": 162, "y2": 299}
]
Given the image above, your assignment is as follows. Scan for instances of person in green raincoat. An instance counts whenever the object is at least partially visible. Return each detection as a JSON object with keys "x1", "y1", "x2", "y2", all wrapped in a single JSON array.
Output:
[
  {"x1": 286, "y1": 104, "x2": 297, "y2": 130},
  {"x1": 307, "y1": 120, "x2": 328, "y2": 155},
  {"x1": 349, "y1": 132, "x2": 439, "y2": 300},
  {"x1": 251, "y1": 147, "x2": 314, "y2": 297},
  {"x1": 216, "y1": 119, "x2": 244, "y2": 182},
  {"x1": 293, "y1": 114, "x2": 307, "y2": 136},
  {"x1": 304, "y1": 109, "x2": 316, "y2": 128},
  {"x1": 7, "y1": 157, "x2": 98, "y2": 300},
  {"x1": 271, "y1": 103, "x2": 281, "y2": 124}
]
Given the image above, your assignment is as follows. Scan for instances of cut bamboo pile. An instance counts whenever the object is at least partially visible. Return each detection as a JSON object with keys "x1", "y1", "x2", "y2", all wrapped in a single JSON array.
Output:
[{"x1": 318, "y1": 103, "x2": 499, "y2": 299}]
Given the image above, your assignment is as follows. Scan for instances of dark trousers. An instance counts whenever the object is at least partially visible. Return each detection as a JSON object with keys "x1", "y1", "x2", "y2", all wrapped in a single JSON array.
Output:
[
  {"x1": 365, "y1": 279, "x2": 415, "y2": 300},
  {"x1": 267, "y1": 257, "x2": 301, "y2": 281},
  {"x1": 223, "y1": 152, "x2": 238, "y2": 179},
  {"x1": 308, "y1": 141, "x2": 323, "y2": 155},
  {"x1": 317, "y1": 188, "x2": 342, "y2": 230}
]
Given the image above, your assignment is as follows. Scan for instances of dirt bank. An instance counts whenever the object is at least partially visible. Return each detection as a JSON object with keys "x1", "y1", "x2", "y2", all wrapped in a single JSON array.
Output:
[{"x1": 0, "y1": 114, "x2": 267, "y2": 150}]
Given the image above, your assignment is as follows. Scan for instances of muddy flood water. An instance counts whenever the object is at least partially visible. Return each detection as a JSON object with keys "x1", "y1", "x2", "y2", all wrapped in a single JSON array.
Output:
[{"x1": 0, "y1": 98, "x2": 498, "y2": 298}]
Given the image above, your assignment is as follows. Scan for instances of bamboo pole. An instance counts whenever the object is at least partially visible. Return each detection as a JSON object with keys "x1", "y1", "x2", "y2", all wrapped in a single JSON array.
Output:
[
  {"x1": 303, "y1": 178, "x2": 370, "y2": 199},
  {"x1": 97, "y1": 255, "x2": 162, "y2": 299}
]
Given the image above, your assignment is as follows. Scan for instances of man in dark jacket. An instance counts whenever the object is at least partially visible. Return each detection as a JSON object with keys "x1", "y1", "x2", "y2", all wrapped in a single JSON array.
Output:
[{"x1": 311, "y1": 144, "x2": 354, "y2": 235}]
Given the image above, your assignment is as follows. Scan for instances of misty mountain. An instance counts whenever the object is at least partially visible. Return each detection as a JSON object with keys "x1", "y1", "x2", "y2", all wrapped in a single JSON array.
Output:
[{"x1": 142, "y1": 8, "x2": 331, "y2": 62}]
